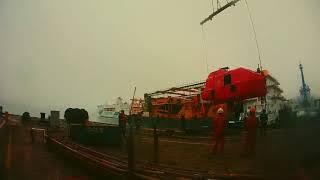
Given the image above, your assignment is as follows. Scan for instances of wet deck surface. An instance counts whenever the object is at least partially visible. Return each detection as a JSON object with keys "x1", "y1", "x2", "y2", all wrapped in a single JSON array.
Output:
[
  {"x1": 2, "y1": 122, "x2": 92, "y2": 180},
  {"x1": 91, "y1": 120, "x2": 320, "y2": 179},
  {"x1": 2, "y1": 117, "x2": 320, "y2": 179}
]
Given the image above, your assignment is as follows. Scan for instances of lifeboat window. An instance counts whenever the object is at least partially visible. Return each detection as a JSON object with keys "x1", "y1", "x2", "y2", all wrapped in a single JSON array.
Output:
[{"x1": 224, "y1": 74, "x2": 231, "y2": 85}]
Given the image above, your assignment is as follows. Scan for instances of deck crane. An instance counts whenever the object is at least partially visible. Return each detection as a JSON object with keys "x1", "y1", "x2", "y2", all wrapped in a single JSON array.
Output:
[
  {"x1": 143, "y1": 0, "x2": 267, "y2": 125},
  {"x1": 200, "y1": 0, "x2": 267, "y2": 114},
  {"x1": 200, "y1": 0, "x2": 266, "y2": 102}
]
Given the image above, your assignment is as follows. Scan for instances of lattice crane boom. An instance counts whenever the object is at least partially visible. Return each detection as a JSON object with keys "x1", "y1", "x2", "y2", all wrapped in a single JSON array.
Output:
[{"x1": 200, "y1": 0, "x2": 241, "y2": 25}]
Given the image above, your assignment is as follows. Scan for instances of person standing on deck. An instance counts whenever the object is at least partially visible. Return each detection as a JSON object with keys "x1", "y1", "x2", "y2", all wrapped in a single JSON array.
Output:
[
  {"x1": 212, "y1": 107, "x2": 227, "y2": 154},
  {"x1": 260, "y1": 109, "x2": 268, "y2": 136},
  {"x1": 244, "y1": 107, "x2": 258, "y2": 155},
  {"x1": 119, "y1": 110, "x2": 127, "y2": 137},
  {"x1": 4, "y1": 112, "x2": 9, "y2": 122}
]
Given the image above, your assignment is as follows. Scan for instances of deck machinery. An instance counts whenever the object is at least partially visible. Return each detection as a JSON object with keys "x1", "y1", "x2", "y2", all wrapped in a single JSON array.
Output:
[
  {"x1": 144, "y1": 81, "x2": 207, "y2": 120},
  {"x1": 143, "y1": 67, "x2": 267, "y2": 131},
  {"x1": 143, "y1": 81, "x2": 216, "y2": 131}
]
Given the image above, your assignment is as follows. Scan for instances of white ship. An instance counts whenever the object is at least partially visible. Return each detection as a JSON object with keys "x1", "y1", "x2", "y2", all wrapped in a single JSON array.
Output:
[{"x1": 97, "y1": 97, "x2": 130, "y2": 118}]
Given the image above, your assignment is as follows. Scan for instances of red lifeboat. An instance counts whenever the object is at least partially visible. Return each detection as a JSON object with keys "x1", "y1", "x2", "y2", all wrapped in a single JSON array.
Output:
[{"x1": 201, "y1": 67, "x2": 267, "y2": 103}]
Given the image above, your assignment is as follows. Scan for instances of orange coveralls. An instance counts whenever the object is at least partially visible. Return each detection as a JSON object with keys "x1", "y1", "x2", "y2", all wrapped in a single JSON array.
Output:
[
  {"x1": 244, "y1": 114, "x2": 258, "y2": 154},
  {"x1": 213, "y1": 114, "x2": 226, "y2": 153}
]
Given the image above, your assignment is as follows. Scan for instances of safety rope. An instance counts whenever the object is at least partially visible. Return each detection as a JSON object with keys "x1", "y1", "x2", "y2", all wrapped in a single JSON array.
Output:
[{"x1": 244, "y1": 0, "x2": 263, "y2": 69}]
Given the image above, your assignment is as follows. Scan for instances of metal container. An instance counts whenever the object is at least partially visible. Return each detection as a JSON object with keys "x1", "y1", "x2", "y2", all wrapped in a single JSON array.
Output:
[
  {"x1": 50, "y1": 111, "x2": 60, "y2": 128},
  {"x1": 70, "y1": 124, "x2": 121, "y2": 146}
]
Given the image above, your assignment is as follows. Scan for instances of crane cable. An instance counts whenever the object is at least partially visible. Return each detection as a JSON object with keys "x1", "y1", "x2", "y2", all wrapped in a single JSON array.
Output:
[
  {"x1": 243, "y1": 0, "x2": 266, "y2": 108},
  {"x1": 201, "y1": 0, "x2": 218, "y2": 74},
  {"x1": 244, "y1": 0, "x2": 263, "y2": 69},
  {"x1": 211, "y1": 0, "x2": 215, "y2": 12},
  {"x1": 201, "y1": 25, "x2": 210, "y2": 74}
]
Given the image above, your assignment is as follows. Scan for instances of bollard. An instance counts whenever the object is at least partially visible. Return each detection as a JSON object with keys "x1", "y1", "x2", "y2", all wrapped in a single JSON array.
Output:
[{"x1": 127, "y1": 118, "x2": 135, "y2": 177}]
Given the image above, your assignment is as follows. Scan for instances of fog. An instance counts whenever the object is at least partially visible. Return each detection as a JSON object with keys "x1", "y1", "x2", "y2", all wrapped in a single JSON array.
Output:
[{"x1": 0, "y1": 0, "x2": 319, "y2": 117}]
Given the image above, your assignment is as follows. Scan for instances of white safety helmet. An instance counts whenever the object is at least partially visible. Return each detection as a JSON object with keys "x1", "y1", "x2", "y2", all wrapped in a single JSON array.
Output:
[{"x1": 217, "y1": 108, "x2": 224, "y2": 114}]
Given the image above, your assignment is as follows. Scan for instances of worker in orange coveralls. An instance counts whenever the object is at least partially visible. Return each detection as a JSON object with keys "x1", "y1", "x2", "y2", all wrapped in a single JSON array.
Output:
[
  {"x1": 244, "y1": 107, "x2": 258, "y2": 155},
  {"x1": 212, "y1": 107, "x2": 227, "y2": 154}
]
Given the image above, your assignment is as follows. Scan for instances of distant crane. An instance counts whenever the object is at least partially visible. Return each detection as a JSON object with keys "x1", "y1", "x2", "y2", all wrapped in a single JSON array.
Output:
[{"x1": 299, "y1": 63, "x2": 311, "y2": 107}]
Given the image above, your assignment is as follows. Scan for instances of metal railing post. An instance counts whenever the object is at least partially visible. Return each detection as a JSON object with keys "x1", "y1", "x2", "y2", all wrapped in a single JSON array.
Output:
[
  {"x1": 153, "y1": 117, "x2": 159, "y2": 163},
  {"x1": 127, "y1": 117, "x2": 135, "y2": 177}
]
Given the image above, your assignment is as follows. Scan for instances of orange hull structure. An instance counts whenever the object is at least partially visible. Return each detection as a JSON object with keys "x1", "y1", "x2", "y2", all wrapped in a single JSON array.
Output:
[
  {"x1": 150, "y1": 97, "x2": 193, "y2": 119},
  {"x1": 149, "y1": 96, "x2": 228, "y2": 120},
  {"x1": 202, "y1": 67, "x2": 267, "y2": 103},
  {"x1": 146, "y1": 67, "x2": 267, "y2": 121}
]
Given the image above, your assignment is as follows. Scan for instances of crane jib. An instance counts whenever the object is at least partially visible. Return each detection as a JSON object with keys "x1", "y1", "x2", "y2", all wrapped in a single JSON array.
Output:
[{"x1": 200, "y1": 0, "x2": 241, "y2": 25}]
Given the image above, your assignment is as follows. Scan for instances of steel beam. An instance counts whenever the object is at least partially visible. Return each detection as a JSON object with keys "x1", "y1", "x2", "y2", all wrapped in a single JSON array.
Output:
[{"x1": 200, "y1": 0, "x2": 241, "y2": 25}]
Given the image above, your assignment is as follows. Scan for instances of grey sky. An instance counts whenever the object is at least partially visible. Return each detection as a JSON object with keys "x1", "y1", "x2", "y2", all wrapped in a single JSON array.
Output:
[{"x1": 0, "y1": 0, "x2": 319, "y2": 115}]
